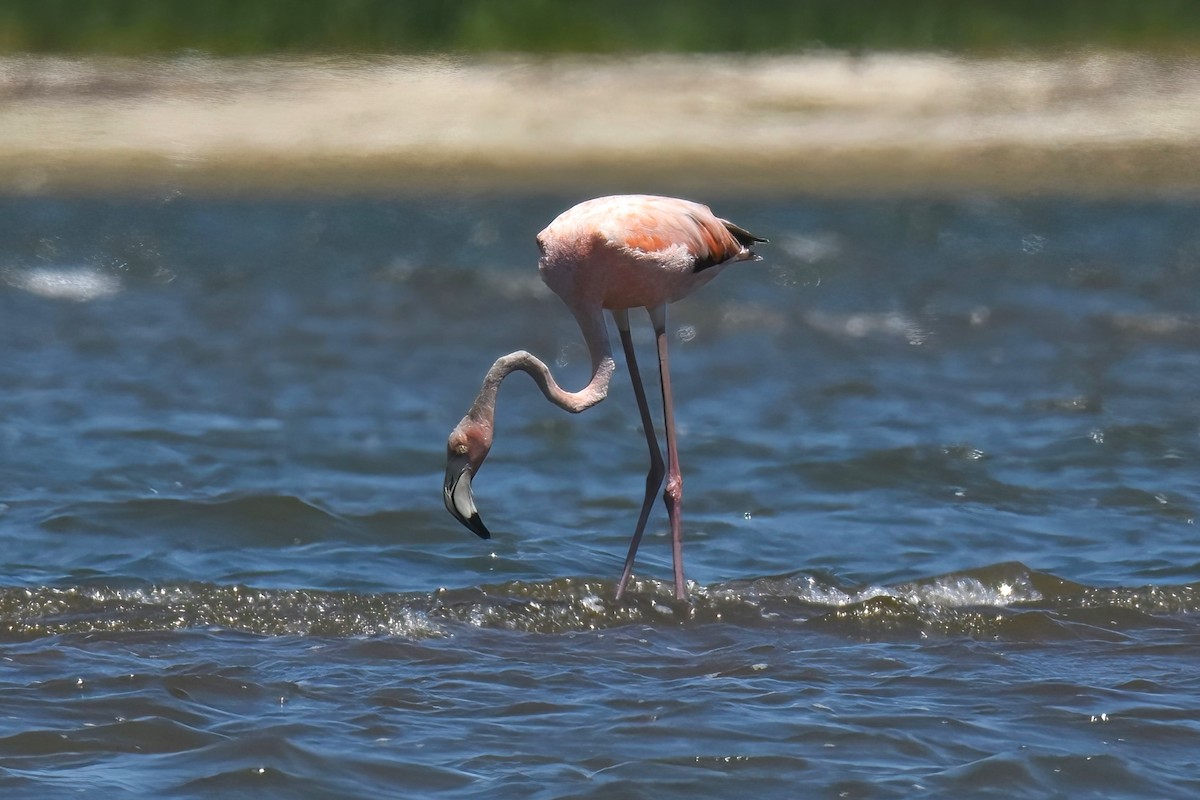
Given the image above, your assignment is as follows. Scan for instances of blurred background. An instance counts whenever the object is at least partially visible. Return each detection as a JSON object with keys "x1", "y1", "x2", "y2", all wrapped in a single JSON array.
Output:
[
  {"x1": 4, "y1": 0, "x2": 1200, "y2": 53},
  {"x1": 2, "y1": 0, "x2": 1199, "y2": 195}
]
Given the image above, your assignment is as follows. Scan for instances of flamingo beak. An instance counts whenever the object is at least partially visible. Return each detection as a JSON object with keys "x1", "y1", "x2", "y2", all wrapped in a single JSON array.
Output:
[{"x1": 444, "y1": 453, "x2": 491, "y2": 539}]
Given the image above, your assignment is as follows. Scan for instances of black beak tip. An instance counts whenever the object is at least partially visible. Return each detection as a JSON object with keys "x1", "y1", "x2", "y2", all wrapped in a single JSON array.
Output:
[{"x1": 468, "y1": 513, "x2": 491, "y2": 540}]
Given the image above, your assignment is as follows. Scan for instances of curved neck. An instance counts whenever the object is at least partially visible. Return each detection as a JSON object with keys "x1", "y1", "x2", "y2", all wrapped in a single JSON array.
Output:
[{"x1": 469, "y1": 307, "x2": 615, "y2": 423}]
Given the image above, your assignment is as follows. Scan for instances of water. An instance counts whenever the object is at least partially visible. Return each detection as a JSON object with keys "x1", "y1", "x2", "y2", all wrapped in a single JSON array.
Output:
[{"x1": 2, "y1": 191, "x2": 1199, "y2": 797}]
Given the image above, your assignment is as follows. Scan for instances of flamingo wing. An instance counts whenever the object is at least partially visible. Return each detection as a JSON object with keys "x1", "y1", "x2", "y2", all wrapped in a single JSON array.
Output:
[{"x1": 596, "y1": 196, "x2": 767, "y2": 273}]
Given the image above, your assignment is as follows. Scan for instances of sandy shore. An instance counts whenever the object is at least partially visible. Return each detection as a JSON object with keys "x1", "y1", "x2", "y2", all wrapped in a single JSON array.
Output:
[{"x1": 3, "y1": 52, "x2": 1199, "y2": 195}]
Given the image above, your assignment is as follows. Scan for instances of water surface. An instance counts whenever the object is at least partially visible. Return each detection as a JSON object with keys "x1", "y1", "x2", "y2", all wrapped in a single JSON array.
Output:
[{"x1": 2, "y1": 192, "x2": 1199, "y2": 797}]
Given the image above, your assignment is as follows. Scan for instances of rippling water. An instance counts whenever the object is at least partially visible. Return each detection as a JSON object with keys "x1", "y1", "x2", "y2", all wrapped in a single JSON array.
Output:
[{"x1": 2, "y1": 192, "x2": 1199, "y2": 797}]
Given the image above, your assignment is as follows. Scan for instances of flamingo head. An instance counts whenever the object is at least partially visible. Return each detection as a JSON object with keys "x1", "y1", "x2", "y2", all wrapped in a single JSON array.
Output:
[{"x1": 443, "y1": 416, "x2": 493, "y2": 539}]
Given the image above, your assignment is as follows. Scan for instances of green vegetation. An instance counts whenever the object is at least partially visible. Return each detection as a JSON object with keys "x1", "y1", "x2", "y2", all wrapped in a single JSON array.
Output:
[{"x1": 2, "y1": 0, "x2": 1198, "y2": 54}]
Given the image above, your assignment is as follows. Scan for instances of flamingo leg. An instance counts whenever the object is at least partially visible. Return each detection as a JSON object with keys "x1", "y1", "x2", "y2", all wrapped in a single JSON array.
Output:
[
  {"x1": 650, "y1": 306, "x2": 687, "y2": 601},
  {"x1": 613, "y1": 310, "x2": 665, "y2": 601}
]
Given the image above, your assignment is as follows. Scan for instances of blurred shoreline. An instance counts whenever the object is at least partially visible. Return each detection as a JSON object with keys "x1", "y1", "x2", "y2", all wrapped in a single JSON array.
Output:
[{"x1": 3, "y1": 52, "x2": 1200, "y2": 196}]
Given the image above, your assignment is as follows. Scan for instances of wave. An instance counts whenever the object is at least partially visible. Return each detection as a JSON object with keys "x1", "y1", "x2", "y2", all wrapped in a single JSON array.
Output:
[
  {"x1": 2, "y1": 562, "x2": 1196, "y2": 641},
  {"x1": 39, "y1": 494, "x2": 359, "y2": 546}
]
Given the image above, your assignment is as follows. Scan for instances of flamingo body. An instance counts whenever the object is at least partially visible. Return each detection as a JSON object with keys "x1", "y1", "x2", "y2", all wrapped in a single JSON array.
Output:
[
  {"x1": 444, "y1": 195, "x2": 765, "y2": 600},
  {"x1": 537, "y1": 195, "x2": 760, "y2": 311}
]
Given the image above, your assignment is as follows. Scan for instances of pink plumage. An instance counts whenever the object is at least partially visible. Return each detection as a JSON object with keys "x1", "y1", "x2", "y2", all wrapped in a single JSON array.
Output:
[
  {"x1": 445, "y1": 195, "x2": 766, "y2": 601},
  {"x1": 536, "y1": 195, "x2": 763, "y2": 311}
]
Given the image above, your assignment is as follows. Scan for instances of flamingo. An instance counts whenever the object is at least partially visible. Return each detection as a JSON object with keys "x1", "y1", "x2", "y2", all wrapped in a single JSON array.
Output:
[{"x1": 443, "y1": 195, "x2": 766, "y2": 601}]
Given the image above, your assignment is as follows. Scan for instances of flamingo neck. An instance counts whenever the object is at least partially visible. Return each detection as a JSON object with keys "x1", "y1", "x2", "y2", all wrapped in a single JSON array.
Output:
[{"x1": 468, "y1": 308, "x2": 615, "y2": 423}]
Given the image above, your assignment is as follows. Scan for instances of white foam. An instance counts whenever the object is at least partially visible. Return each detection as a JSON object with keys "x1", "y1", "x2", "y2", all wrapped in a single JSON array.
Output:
[
  {"x1": 794, "y1": 573, "x2": 1041, "y2": 609},
  {"x1": 8, "y1": 266, "x2": 121, "y2": 301}
]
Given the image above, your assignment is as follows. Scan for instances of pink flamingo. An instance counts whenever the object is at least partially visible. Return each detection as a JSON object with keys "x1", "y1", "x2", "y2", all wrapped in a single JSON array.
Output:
[{"x1": 444, "y1": 195, "x2": 766, "y2": 601}]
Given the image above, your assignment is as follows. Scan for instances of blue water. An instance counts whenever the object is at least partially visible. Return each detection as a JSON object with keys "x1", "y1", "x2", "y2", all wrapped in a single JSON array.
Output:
[{"x1": 2, "y1": 192, "x2": 1199, "y2": 797}]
